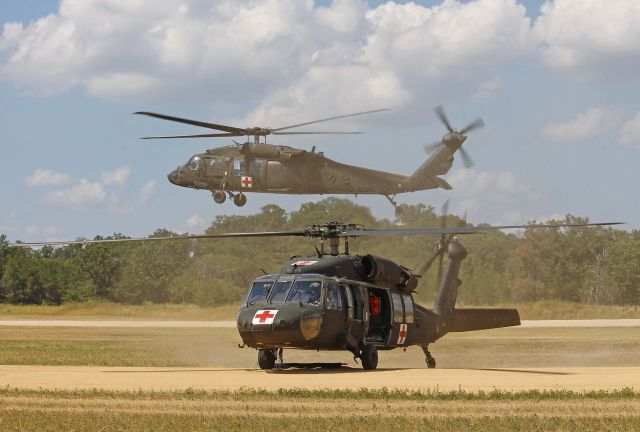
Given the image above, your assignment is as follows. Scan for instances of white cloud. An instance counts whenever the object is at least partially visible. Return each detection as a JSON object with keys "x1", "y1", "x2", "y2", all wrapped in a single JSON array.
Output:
[
  {"x1": 25, "y1": 169, "x2": 72, "y2": 187},
  {"x1": 0, "y1": 0, "x2": 533, "y2": 121},
  {"x1": 535, "y1": 0, "x2": 640, "y2": 81},
  {"x1": 541, "y1": 108, "x2": 617, "y2": 141},
  {"x1": 474, "y1": 76, "x2": 504, "y2": 98},
  {"x1": 442, "y1": 168, "x2": 547, "y2": 225},
  {"x1": 42, "y1": 179, "x2": 106, "y2": 209},
  {"x1": 619, "y1": 112, "x2": 640, "y2": 148},
  {"x1": 186, "y1": 214, "x2": 205, "y2": 230},
  {"x1": 101, "y1": 166, "x2": 131, "y2": 186},
  {"x1": 139, "y1": 180, "x2": 156, "y2": 203},
  {"x1": 0, "y1": 224, "x2": 67, "y2": 242},
  {"x1": 448, "y1": 168, "x2": 536, "y2": 196}
]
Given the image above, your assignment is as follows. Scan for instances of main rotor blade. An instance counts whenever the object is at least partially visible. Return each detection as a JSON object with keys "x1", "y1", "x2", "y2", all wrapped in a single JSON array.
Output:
[
  {"x1": 272, "y1": 131, "x2": 363, "y2": 135},
  {"x1": 416, "y1": 248, "x2": 442, "y2": 275},
  {"x1": 434, "y1": 105, "x2": 454, "y2": 132},
  {"x1": 142, "y1": 133, "x2": 243, "y2": 139},
  {"x1": 460, "y1": 117, "x2": 485, "y2": 135},
  {"x1": 135, "y1": 112, "x2": 245, "y2": 134},
  {"x1": 340, "y1": 222, "x2": 623, "y2": 237},
  {"x1": 11, "y1": 231, "x2": 309, "y2": 247},
  {"x1": 424, "y1": 141, "x2": 443, "y2": 154},
  {"x1": 458, "y1": 147, "x2": 474, "y2": 168},
  {"x1": 440, "y1": 199, "x2": 450, "y2": 228},
  {"x1": 272, "y1": 109, "x2": 390, "y2": 132}
]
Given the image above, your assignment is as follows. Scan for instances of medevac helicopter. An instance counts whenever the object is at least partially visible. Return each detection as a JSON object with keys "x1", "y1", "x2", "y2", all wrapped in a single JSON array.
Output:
[
  {"x1": 14, "y1": 217, "x2": 621, "y2": 370},
  {"x1": 135, "y1": 106, "x2": 482, "y2": 214}
]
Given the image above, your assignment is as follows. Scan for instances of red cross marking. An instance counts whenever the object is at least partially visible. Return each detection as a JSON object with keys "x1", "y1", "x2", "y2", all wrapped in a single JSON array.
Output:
[
  {"x1": 397, "y1": 323, "x2": 408, "y2": 344},
  {"x1": 254, "y1": 310, "x2": 275, "y2": 323},
  {"x1": 241, "y1": 176, "x2": 252, "y2": 188}
]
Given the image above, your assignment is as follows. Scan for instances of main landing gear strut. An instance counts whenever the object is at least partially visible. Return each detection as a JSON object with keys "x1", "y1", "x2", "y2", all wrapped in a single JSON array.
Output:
[
  {"x1": 384, "y1": 195, "x2": 403, "y2": 217},
  {"x1": 422, "y1": 345, "x2": 436, "y2": 369},
  {"x1": 211, "y1": 190, "x2": 247, "y2": 207}
]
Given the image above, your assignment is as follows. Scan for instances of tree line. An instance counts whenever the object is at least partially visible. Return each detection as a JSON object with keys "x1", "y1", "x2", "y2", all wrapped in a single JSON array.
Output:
[{"x1": 0, "y1": 198, "x2": 638, "y2": 307}]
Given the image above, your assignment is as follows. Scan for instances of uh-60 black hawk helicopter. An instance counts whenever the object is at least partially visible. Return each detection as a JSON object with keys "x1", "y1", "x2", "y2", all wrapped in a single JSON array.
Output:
[
  {"x1": 135, "y1": 106, "x2": 483, "y2": 214},
  {"x1": 16, "y1": 218, "x2": 620, "y2": 370}
]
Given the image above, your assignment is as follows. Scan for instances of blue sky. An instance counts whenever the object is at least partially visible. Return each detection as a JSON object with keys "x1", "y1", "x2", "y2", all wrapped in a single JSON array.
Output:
[{"x1": 1, "y1": 0, "x2": 638, "y2": 243}]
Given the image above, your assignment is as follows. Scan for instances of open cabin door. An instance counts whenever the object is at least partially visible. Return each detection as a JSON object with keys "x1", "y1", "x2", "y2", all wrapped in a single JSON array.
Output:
[
  {"x1": 341, "y1": 284, "x2": 366, "y2": 350},
  {"x1": 366, "y1": 288, "x2": 392, "y2": 345}
]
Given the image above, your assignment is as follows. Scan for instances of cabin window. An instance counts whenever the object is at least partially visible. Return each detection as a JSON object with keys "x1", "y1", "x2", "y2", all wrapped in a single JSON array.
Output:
[
  {"x1": 326, "y1": 283, "x2": 343, "y2": 310},
  {"x1": 269, "y1": 280, "x2": 292, "y2": 304},
  {"x1": 391, "y1": 292, "x2": 403, "y2": 323},
  {"x1": 248, "y1": 160, "x2": 262, "y2": 177},
  {"x1": 247, "y1": 281, "x2": 273, "y2": 305},
  {"x1": 286, "y1": 280, "x2": 322, "y2": 306},
  {"x1": 233, "y1": 158, "x2": 245, "y2": 174},
  {"x1": 402, "y1": 293, "x2": 415, "y2": 324}
]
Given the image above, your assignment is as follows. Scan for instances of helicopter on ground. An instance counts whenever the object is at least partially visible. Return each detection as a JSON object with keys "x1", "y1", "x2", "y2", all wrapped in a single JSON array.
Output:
[
  {"x1": 13, "y1": 218, "x2": 621, "y2": 370},
  {"x1": 135, "y1": 106, "x2": 483, "y2": 214}
]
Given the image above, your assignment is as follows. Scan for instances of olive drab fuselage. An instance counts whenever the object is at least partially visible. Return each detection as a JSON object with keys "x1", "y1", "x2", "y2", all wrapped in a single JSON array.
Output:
[
  {"x1": 167, "y1": 142, "x2": 454, "y2": 197},
  {"x1": 235, "y1": 240, "x2": 520, "y2": 369},
  {"x1": 236, "y1": 272, "x2": 440, "y2": 352}
]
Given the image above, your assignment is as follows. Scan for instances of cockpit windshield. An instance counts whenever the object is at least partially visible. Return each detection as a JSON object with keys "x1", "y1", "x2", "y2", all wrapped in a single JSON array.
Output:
[
  {"x1": 247, "y1": 281, "x2": 273, "y2": 305},
  {"x1": 286, "y1": 279, "x2": 322, "y2": 306},
  {"x1": 184, "y1": 156, "x2": 201, "y2": 171}
]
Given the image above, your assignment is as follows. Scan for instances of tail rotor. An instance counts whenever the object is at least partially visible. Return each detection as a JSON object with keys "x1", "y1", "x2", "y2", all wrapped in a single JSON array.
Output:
[{"x1": 424, "y1": 105, "x2": 484, "y2": 169}]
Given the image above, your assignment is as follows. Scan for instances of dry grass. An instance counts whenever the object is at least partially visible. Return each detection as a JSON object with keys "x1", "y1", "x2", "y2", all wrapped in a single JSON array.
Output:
[
  {"x1": 1, "y1": 300, "x2": 639, "y2": 321},
  {"x1": 0, "y1": 388, "x2": 639, "y2": 431},
  {"x1": 0, "y1": 300, "x2": 237, "y2": 320}
]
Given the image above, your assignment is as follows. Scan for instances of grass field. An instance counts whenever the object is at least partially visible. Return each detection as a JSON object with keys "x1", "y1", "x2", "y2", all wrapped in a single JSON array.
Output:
[
  {"x1": 1, "y1": 388, "x2": 638, "y2": 432},
  {"x1": 2, "y1": 301, "x2": 639, "y2": 430},
  {"x1": 0, "y1": 301, "x2": 238, "y2": 320},
  {"x1": 1, "y1": 325, "x2": 639, "y2": 368},
  {"x1": 1, "y1": 299, "x2": 639, "y2": 321}
]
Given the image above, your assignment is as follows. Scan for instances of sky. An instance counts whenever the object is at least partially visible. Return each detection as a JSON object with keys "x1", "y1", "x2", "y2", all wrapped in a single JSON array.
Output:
[{"x1": 0, "y1": 0, "x2": 638, "y2": 243}]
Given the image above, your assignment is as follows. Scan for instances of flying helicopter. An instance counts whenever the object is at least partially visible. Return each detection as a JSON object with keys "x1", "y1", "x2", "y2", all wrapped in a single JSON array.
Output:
[
  {"x1": 135, "y1": 106, "x2": 483, "y2": 214},
  {"x1": 13, "y1": 217, "x2": 621, "y2": 370}
]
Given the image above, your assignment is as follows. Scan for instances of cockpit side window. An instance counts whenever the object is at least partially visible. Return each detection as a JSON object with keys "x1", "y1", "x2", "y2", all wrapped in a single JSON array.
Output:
[
  {"x1": 286, "y1": 280, "x2": 322, "y2": 306},
  {"x1": 326, "y1": 283, "x2": 344, "y2": 310},
  {"x1": 209, "y1": 158, "x2": 224, "y2": 175},
  {"x1": 269, "y1": 280, "x2": 292, "y2": 304},
  {"x1": 247, "y1": 281, "x2": 273, "y2": 305},
  {"x1": 185, "y1": 156, "x2": 201, "y2": 171}
]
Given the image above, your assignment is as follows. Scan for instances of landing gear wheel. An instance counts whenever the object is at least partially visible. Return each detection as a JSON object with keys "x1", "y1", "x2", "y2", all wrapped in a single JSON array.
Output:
[
  {"x1": 360, "y1": 344, "x2": 378, "y2": 370},
  {"x1": 426, "y1": 357, "x2": 436, "y2": 369},
  {"x1": 258, "y1": 349, "x2": 276, "y2": 370},
  {"x1": 212, "y1": 190, "x2": 226, "y2": 204},
  {"x1": 233, "y1": 193, "x2": 247, "y2": 207}
]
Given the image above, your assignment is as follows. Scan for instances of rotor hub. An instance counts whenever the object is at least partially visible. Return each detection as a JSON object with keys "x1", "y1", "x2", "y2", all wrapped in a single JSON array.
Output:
[{"x1": 442, "y1": 131, "x2": 466, "y2": 150}]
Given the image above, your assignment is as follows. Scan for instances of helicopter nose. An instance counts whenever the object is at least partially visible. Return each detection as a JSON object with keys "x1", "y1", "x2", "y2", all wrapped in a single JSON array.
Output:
[{"x1": 167, "y1": 170, "x2": 179, "y2": 185}]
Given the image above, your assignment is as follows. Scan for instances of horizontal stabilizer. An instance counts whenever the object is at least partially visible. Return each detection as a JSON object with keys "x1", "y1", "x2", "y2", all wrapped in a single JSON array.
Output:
[
  {"x1": 445, "y1": 308, "x2": 520, "y2": 332},
  {"x1": 434, "y1": 176, "x2": 452, "y2": 190}
]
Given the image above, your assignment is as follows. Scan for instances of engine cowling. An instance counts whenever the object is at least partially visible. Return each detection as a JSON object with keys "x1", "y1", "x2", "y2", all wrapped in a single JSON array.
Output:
[
  {"x1": 360, "y1": 254, "x2": 417, "y2": 292},
  {"x1": 241, "y1": 143, "x2": 281, "y2": 159}
]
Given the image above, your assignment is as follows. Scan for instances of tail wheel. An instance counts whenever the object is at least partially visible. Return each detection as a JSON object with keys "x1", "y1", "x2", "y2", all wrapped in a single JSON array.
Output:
[
  {"x1": 360, "y1": 344, "x2": 378, "y2": 370},
  {"x1": 258, "y1": 349, "x2": 276, "y2": 370},
  {"x1": 234, "y1": 193, "x2": 247, "y2": 207}
]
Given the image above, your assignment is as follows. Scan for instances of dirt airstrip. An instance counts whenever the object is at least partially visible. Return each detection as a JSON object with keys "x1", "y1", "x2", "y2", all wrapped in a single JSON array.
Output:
[{"x1": 2, "y1": 365, "x2": 639, "y2": 392}]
